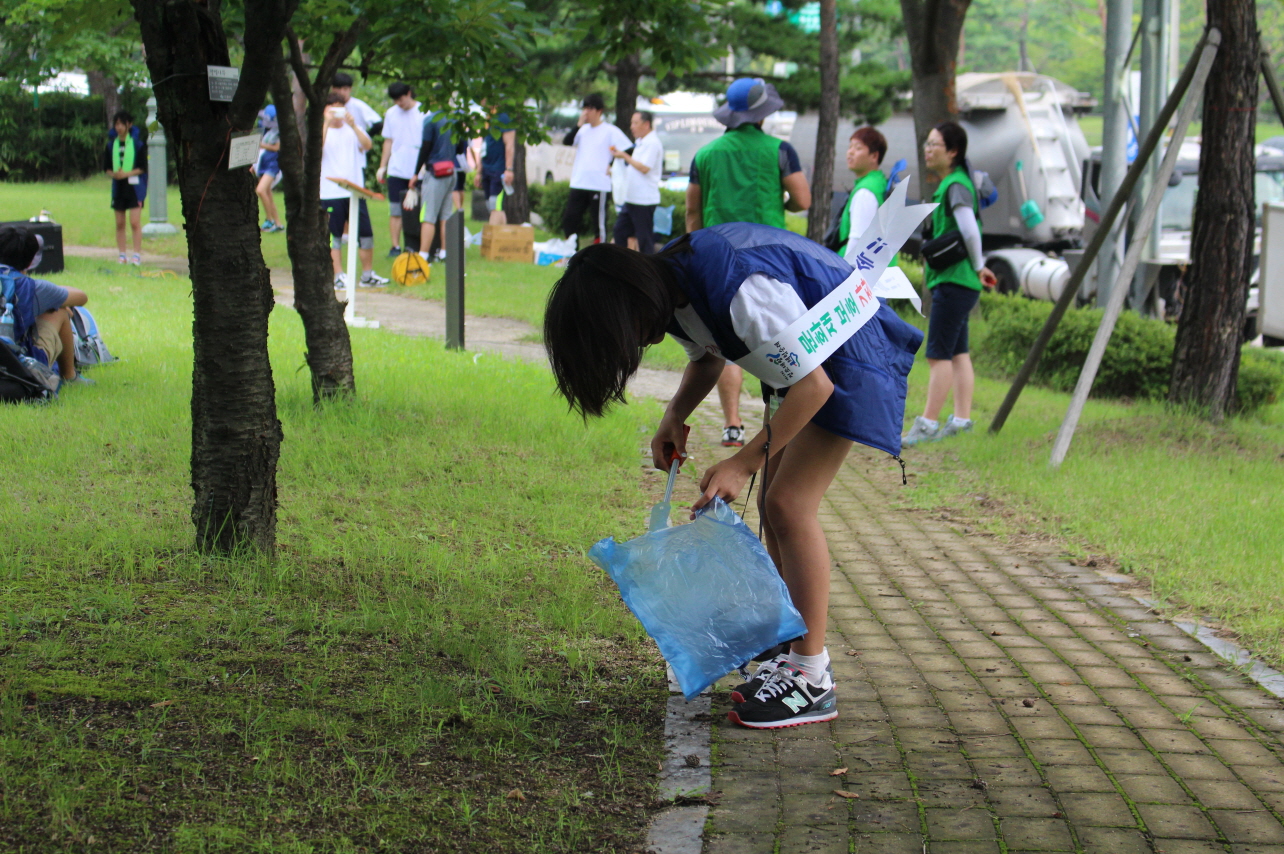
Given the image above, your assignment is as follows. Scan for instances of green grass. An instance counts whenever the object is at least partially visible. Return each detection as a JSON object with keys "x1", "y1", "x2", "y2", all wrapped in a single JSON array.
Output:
[
  {"x1": 898, "y1": 307, "x2": 1284, "y2": 665},
  {"x1": 1, "y1": 257, "x2": 668, "y2": 852}
]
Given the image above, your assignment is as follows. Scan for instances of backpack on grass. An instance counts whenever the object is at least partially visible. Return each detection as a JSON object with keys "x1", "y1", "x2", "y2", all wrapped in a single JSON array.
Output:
[
  {"x1": 391, "y1": 251, "x2": 431, "y2": 286},
  {"x1": 0, "y1": 341, "x2": 54, "y2": 403},
  {"x1": 69, "y1": 306, "x2": 117, "y2": 368}
]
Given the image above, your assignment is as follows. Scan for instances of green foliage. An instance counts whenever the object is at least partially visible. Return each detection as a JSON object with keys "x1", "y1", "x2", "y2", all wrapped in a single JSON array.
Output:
[
  {"x1": 532, "y1": 180, "x2": 687, "y2": 242},
  {"x1": 976, "y1": 292, "x2": 1284, "y2": 413},
  {"x1": 0, "y1": 0, "x2": 145, "y2": 88},
  {"x1": 710, "y1": 0, "x2": 908, "y2": 123},
  {"x1": 0, "y1": 84, "x2": 149, "y2": 181}
]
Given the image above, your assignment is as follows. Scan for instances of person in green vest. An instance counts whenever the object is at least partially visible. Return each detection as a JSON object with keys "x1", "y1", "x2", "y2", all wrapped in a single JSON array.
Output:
[
  {"x1": 903, "y1": 122, "x2": 997, "y2": 446},
  {"x1": 685, "y1": 78, "x2": 811, "y2": 448},
  {"x1": 836, "y1": 127, "x2": 897, "y2": 266},
  {"x1": 103, "y1": 110, "x2": 148, "y2": 267}
]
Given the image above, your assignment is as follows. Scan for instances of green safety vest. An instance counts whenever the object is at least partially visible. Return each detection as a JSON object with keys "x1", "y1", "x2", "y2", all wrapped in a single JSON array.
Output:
[
  {"x1": 838, "y1": 170, "x2": 898, "y2": 267},
  {"x1": 112, "y1": 135, "x2": 135, "y2": 174},
  {"x1": 693, "y1": 124, "x2": 786, "y2": 228},
  {"x1": 925, "y1": 167, "x2": 981, "y2": 291}
]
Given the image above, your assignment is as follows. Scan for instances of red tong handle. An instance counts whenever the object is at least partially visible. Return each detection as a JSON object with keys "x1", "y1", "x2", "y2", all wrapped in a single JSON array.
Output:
[{"x1": 668, "y1": 424, "x2": 691, "y2": 466}]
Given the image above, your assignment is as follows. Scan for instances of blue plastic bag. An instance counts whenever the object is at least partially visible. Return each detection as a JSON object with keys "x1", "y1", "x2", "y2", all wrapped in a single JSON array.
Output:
[{"x1": 589, "y1": 498, "x2": 807, "y2": 699}]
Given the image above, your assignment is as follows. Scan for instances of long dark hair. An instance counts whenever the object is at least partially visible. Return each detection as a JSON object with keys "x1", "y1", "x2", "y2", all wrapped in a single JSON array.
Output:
[
  {"x1": 544, "y1": 241, "x2": 686, "y2": 418},
  {"x1": 934, "y1": 121, "x2": 968, "y2": 168}
]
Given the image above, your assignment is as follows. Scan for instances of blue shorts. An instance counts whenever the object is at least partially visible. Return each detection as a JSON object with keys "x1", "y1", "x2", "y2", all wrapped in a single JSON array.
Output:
[
  {"x1": 925, "y1": 282, "x2": 981, "y2": 360},
  {"x1": 481, "y1": 172, "x2": 505, "y2": 207}
]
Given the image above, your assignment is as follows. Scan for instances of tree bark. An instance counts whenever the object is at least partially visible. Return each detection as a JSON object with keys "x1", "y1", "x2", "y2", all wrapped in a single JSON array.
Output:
[
  {"x1": 86, "y1": 70, "x2": 121, "y2": 128},
  {"x1": 506, "y1": 140, "x2": 531, "y2": 224},
  {"x1": 1169, "y1": 1, "x2": 1258, "y2": 419},
  {"x1": 614, "y1": 52, "x2": 642, "y2": 137},
  {"x1": 274, "y1": 34, "x2": 356, "y2": 402},
  {"x1": 807, "y1": 0, "x2": 840, "y2": 243},
  {"x1": 132, "y1": 0, "x2": 294, "y2": 555},
  {"x1": 899, "y1": 0, "x2": 970, "y2": 200}
]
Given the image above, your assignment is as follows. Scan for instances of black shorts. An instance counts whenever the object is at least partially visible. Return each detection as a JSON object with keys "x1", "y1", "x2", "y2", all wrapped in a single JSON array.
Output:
[
  {"x1": 455, "y1": 171, "x2": 468, "y2": 192},
  {"x1": 387, "y1": 176, "x2": 410, "y2": 213},
  {"x1": 323, "y1": 197, "x2": 374, "y2": 248},
  {"x1": 925, "y1": 282, "x2": 981, "y2": 360},
  {"x1": 110, "y1": 178, "x2": 145, "y2": 211},
  {"x1": 613, "y1": 203, "x2": 657, "y2": 254},
  {"x1": 481, "y1": 172, "x2": 505, "y2": 200}
]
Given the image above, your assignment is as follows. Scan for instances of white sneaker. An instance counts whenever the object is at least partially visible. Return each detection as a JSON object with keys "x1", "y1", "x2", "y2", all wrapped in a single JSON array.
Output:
[
  {"x1": 939, "y1": 416, "x2": 974, "y2": 439},
  {"x1": 360, "y1": 270, "x2": 389, "y2": 287},
  {"x1": 902, "y1": 415, "x2": 941, "y2": 447},
  {"x1": 334, "y1": 273, "x2": 349, "y2": 290}
]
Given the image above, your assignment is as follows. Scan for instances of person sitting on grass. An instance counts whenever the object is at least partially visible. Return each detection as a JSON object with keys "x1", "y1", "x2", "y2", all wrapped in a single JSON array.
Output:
[
  {"x1": 542, "y1": 226, "x2": 922, "y2": 730},
  {"x1": 103, "y1": 109, "x2": 147, "y2": 266},
  {"x1": 0, "y1": 225, "x2": 92, "y2": 386}
]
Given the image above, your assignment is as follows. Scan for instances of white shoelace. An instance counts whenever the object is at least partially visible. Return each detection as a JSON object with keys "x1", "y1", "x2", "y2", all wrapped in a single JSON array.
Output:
[{"x1": 752, "y1": 665, "x2": 803, "y2": 702}]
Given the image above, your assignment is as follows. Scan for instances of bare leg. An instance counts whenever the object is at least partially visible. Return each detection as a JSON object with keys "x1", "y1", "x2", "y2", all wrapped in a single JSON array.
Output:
[
  {"x1": 923, "y1": 357, "x2": 953, "y2": 421},
  {"x1": 627, "y1": 237, "x2": 639, "y2": 251},
  {"x1": 388, "y1": 214, "x2": 402, "y2": 247},
  {"x1": 128, "y1": 208, "x2": 142, "y2": 255},
  {"x1": 114, "y1": 211, "x2": 127, "y2": 254},
  {"x1": 488, "y1": 208, "x2": 506, "y2": 226},
  {"x1": 757, "y1": 422, "x2": 853, "y2": 657},
  {"x1": 951, "y1": 353, "x2": 974, "y2": 420},
  {"x1": 717, "y1": 363, "x2": 743, "y2": 427},
  {"x1": 56, "y1": 310, "x2": 76, "y2": 379},
  {"x1": 255, "y1": 175, "x2": 279, "y2": 224},
  {"x1": 359, "y1": 247, "x2": 374, "y2": 274},
  {"x1": 331, "y1": 248, "x2": 343, "y2": 275}
]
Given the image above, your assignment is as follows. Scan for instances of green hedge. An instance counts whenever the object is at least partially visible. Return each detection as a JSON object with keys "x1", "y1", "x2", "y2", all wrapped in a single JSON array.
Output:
[
  {"x1": 528, "y1": 180, "x2": 687, "y2": 244},
  {"x1": 976, "y1": 292, "x2": 1284, "y2": 414},
  {"x1": 0, "y1": 84, "x2": 151, "y2": 182}
]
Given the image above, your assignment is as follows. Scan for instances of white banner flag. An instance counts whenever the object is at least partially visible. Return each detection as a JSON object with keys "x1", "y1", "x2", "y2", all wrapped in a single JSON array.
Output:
[{"x1": 736, "y1": 179, "x2": 935, "y2": 387}]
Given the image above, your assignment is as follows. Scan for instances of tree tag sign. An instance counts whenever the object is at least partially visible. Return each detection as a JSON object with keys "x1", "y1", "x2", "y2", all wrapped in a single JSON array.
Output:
[
  {"x1": 207, "y1": 66, "x2": 240, "y2": 102},
  {"x1": 228, "y1": 133, "x2": 262, "y2": 170}
]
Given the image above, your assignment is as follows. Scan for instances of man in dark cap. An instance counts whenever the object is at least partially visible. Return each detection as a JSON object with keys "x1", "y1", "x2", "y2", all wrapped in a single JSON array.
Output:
[
  {"x1": 0, "y1": 226, "x2": 90, "y2": 385},
  {"x1": 686, "y1": 77, "x2": 811, "y2": 447}
]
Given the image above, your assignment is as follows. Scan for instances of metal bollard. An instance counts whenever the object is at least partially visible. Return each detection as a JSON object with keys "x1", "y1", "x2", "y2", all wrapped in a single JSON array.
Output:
[{"x1": 444, "y1": 209, "x2": 465, "y2": 350}]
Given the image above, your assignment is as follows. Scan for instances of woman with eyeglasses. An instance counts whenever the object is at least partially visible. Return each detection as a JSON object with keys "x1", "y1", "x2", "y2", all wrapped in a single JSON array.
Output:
[{"x1": 902, "y1": 122, "x2": 997, "y2": 447}]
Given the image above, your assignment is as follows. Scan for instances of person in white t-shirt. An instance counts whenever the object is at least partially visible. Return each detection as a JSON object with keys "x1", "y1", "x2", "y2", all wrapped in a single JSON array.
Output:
[
  {"x1": 560, "y1": 93, "x2": 632, "y2": 248},
  {"x1": 330, "y1": 72, "x2": 383, "y2": 134},
  {"x1": 375, "y1": 81, "x2": 424, "y2": 256},
  {"x1": 610, "y1": 110, "x2": 664, "y2": 254},
  {"x1": 320, "y1": 94, "x2": 387, "y2": 288}
]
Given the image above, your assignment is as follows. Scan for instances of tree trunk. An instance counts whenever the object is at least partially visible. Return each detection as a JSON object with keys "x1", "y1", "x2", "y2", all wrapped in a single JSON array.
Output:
[
  {"x1": 900, "y1": 0, "x2": 970, "y2": 200},
  {"x1": 807, "y1": 0, "x2": 840, "y2": 243},
  {"x1": 506, "y1": 140, "x2": 531, "y2": 224},
  {"x1": 1169, "y1": 0, "x2": 1258, "y2": 419},
  {"x1": 272, "y1": 45, "x2": 356, "y2": 402},
  {"x1": 132, "y1": 0, "x2": 295, "y2": 555},
  {"x1": 615, "y1": 52, "x2": 642, "y2": 136},
  {"x1": 86, "y1": 69, "x2": 121, "y2": 128}
]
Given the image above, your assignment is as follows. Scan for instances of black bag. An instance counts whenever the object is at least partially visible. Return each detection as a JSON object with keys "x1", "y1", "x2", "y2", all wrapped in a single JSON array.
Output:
[
  {"x1": 920, "y1": 227, "x2": 969, "y2": 270},
  {"x1": 821, "y1": 190, "x2": 850, "y2": 252},
  {"x1": 0, "y1": 343, "x2": 51, "y2": 403}
]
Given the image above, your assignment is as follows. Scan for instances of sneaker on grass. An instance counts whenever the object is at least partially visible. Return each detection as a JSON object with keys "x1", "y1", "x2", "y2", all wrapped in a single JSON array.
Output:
[
  {"x1": 334, "y1": 273, "x2": 349, "y2": 290},
  {"x1": 721, "y1": 425, "x2": 745, "y2": 447},
  {"x1": 387, "y1": 246, "x2": 402, "y2": 258},
  {"x1": 261, "y1": 219, "x2": 275, "y2": 232},
  {"x1": 360, "y1": 270, "x2": 389, "y2": 287},
  {"x1": 938, "y1": 415, "x2": 974, "y2": 439},
  {"x1": 901, "y1": 415, "x2": 940, "y2": 447},
  {"x1": 728, "y1": 663, "x2": 837, "y2": 729}
]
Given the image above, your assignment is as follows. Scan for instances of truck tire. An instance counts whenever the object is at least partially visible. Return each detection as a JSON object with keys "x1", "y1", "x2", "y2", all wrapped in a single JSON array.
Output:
[{"x1": 987, "y1": 256, "x2": 1021, "y2": 296}]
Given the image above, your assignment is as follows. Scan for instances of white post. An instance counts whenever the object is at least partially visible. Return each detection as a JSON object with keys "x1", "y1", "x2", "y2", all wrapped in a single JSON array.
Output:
[{"x1": 343, "y1": 188, "x2": 379, "y2": 329}]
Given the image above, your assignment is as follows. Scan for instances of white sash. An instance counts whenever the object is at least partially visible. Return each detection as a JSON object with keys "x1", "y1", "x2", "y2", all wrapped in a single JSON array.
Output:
[{"x1": 735, "y1": 180, "x2": 935, "y2": 387}]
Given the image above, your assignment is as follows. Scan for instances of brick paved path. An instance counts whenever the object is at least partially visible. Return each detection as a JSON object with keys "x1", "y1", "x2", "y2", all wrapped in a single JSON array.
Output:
[{"x1": 702, "y1": 437, "x2": 1284, "y2": 854}]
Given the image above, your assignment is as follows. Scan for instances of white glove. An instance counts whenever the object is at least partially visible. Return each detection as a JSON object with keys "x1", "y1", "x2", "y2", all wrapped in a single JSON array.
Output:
[{"x1": 375, "y1": 166, "x2": 387, "y2": 183}]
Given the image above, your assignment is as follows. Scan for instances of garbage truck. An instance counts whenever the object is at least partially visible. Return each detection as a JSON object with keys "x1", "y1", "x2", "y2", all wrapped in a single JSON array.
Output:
[{"x1": 791, "y1": 72, "x2": 1096, "y2": 300}]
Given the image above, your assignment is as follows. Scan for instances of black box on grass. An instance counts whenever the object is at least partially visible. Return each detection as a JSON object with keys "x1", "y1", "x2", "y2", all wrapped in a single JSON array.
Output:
[{"x1": 0, "y1": 220, "x2": 64, "y2": 274}]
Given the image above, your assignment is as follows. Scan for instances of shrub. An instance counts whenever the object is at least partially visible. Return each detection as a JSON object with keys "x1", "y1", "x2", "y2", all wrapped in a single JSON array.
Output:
[
  {"x1": 533, "y1": 180, "x2": 687, "y2": 245},
  {"x1": 0, "y1": 84, "x2": 151, "y2": 182},
  {"x1": 975, "y1": 292, "x2": 1284, "y2": 414}
]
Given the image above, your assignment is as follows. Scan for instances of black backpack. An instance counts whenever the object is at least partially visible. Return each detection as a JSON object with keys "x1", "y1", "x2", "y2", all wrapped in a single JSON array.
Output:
[{"x1": 0, "y1": 343, "x2": 52, "y2": 403}]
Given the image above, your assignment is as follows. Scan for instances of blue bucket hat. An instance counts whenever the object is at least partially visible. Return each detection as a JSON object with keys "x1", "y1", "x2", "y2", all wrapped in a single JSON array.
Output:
[{"x1": 713, "y1": 78, "x2": 785, "y2": 129}]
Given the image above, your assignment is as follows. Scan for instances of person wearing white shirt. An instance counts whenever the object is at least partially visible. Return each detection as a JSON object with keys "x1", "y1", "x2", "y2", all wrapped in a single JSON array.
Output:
[
  {"x1": 375, "y1": 81, "x2": 424, "y2": 256},
  {"x1": 561, "y1": 93, "x2": 632, "y2": 247},
  {"x1": 320, "y1": 94, "x2": 387, "y2": 287},
  {"x1": 610, "y1": 111, "x2": 664, "y2": 254},
  {"x1": 330, "y1": 72, "x2": 383, "y2": 134}
]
